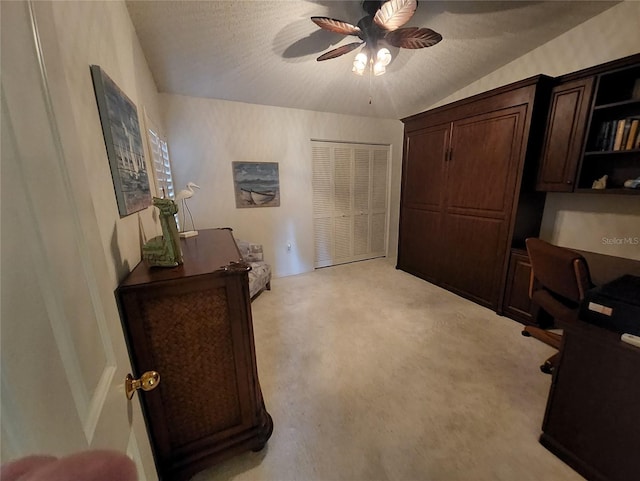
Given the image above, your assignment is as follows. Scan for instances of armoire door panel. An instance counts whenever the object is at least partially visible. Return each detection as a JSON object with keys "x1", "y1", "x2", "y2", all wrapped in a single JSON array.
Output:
[
  {"x1": 445, "y1": 206, "x2": 507, "y2": 221},
  {"x1": 398, "y1": 208, "x2": 441, "y2": 282},
  {"x1": 538, "y1": 90, "x2": 581, "y2": 184},
  {"x1": 502, "y1": 250, "x2": 534, "y2": 324},
  {"x1": 439, "y1": 214, "x2": 505, "y2": 307},
  {"x1": 402, "y1": 124, "x2": 449, "y2": 209},
  {"x1": 536, "y1": 77, "x2": 594, "y2": 191},
  {"x1": 447, "y1": 107, "x2": 525, "y2": 215}
]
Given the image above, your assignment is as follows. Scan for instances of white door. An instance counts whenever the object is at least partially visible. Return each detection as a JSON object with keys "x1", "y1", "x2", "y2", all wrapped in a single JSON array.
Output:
[
  {"x1": 312, "y1": 141, "x2": 389, "y2": 268},
  {"x1": 1, "y1": 2, "x2": 155, "y2": 478}
]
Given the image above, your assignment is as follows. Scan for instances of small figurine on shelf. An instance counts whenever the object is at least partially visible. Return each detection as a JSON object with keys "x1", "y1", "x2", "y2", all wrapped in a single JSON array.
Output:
[
  {"x1": 176, "y1": 182, "x2": 200, "y2": 238},
  {"x1": 623, "y1": 177, "x2": 640, "y2": 189},
  {"x1": 592, "y1": 174, "x2": 608, "y2": 190},
  {"x1": 142, "y1": 197, "x2": 183, "y2": 267}
]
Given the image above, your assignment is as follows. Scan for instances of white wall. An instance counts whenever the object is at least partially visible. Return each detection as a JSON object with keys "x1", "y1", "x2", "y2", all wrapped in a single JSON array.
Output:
[
  {"x1": 46, "y1": 0, "x2": 165, "y2": 279},
  {"x1": 539, "y1": 193, "x2": 639, "y2": 259},
  {"x1": 430, "y1": 1, "x2": 640, "y2": 260},
  {"x1": 161, "y1": 95, "x2": 404, "y2": 277}
]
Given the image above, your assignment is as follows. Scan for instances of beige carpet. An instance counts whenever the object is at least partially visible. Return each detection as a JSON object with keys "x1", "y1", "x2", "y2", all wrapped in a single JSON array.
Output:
[{"x1": 192, "y1": 258, "x2": 583, "y2": 481}]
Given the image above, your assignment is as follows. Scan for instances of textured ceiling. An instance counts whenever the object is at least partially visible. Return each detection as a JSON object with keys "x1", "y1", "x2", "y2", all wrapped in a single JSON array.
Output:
[{"x1": 126, "y1": 1, "x2": 615, "y2": 119}]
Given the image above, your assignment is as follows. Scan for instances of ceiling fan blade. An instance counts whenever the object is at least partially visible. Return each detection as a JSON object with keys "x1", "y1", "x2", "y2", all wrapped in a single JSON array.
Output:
[
  {"x1": 316, "y1": 41, "x2": 364, "y2": 61},
  {"x1": 311, "y1": 17, "x2": 362, "y2": 36},
  {"x1": 385, "y1": 27, "x2": 443, "y2": 49},
  {"x1": 373, "y1": 0, "x2": 417, "y2": 31}
]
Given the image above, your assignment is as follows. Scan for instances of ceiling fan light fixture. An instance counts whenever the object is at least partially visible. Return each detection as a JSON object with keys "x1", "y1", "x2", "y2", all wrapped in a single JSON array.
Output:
[
  {"x1": 312, "y1": 0, "x2": 441, "y2": 77},
  {"x1": 352, "y1": 52, "x2": 368, "y2": 75},
  {"x1": 376, "y1": 47, "x2": 392, "y2": 66},
  {"x1": 373, "y1": 62, "x2": 386, "y2": 76},
  {"x1": 354, "y1": 52, "x2": 368, "y2": 65}
]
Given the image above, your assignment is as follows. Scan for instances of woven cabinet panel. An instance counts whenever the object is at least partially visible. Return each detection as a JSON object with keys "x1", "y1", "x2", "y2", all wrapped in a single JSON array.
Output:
[{"x1": 140, "y1": 287, "x2": 242, "y2": 448}]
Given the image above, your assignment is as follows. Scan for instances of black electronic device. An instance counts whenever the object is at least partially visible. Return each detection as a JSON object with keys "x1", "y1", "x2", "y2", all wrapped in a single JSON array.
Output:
[{"x1": 580, "y1": 274, "x2": 640, "y2": 336}]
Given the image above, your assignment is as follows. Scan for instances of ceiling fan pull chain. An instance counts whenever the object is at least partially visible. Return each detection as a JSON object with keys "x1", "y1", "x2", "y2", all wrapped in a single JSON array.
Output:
[{"x1": 368, "y1": 64, "x2": 373, "y2": 104}]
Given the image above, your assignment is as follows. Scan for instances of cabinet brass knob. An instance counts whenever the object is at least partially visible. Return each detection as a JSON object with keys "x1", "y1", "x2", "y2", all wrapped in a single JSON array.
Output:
[
  {"x1": 125, "y1": 371, "x2": 160, "y2": 400},
  {"x1": 566, "y1": 180, "x2": 572, "y2": 184}
]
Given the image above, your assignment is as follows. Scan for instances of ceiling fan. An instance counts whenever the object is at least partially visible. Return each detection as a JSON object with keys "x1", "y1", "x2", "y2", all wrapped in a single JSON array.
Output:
[{"x1": 311, "y1": 0, "x2": 442, "y2": 76}]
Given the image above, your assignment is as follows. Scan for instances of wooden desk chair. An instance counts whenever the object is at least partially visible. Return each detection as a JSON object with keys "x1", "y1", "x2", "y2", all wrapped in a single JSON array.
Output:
[{"x1": 521, "y1": 238, "x2": 594, "y2": 374}]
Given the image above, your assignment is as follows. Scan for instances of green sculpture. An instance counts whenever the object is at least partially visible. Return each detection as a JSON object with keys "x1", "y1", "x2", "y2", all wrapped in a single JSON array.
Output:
[{"x1": 142, "y1": 197, "x2": 183, "y2": 267}]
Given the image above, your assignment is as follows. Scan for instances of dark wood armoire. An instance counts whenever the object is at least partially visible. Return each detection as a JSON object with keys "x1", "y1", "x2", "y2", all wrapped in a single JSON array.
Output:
[
  {"x1": 398, "y1": 76, "x2": 552, "y2": 310},
  {"x1": 116, "y1": 228, "x2": 273, "y2": 481}
]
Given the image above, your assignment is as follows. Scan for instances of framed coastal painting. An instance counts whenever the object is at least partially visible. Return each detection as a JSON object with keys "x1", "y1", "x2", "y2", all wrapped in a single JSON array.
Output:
[
  {"x1": 90, "y1": 65, "x2": 151, "y2": 216},
  {"x1": 232, "y1": 162, "x2": 280, "y2": 208}
]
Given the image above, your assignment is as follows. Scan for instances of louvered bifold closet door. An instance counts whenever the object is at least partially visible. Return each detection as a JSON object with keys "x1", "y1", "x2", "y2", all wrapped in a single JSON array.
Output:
[
  {"x1": 370, "y1": 148, "x2": 389, "y2": 256},
  {"x1": 312, "y1": 141, "x2": 389, "y2": 268},
  {"x1": 334, "y1": 147, "x2": 354, "y2": 263},
  {"x1": 312, "y1": 144, "x2": 333, "y2": 267},
  {"x1": 353, "y1": 148, "x2": 370, "y2": 256}
]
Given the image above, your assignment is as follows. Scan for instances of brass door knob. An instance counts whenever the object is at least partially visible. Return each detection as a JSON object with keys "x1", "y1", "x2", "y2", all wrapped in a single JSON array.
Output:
[{"x1": 125, "y1": 371, "x2": 160, "y2": 400}]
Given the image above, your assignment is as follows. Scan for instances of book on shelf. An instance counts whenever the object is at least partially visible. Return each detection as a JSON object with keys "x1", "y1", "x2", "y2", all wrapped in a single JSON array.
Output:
[
  {"x1": 595, "y1": 121, "x2": 610, "y2": 151},
  {"x1": 598, "y1": 118, "x2": 640, "y2": 151},
  {"x1": 598, "y1": 119, "x2": 618, "y2": 151},
  {"x1": 620, "y1": 119, "x2": 633, "y2": 149},
  {"x1": 606, "y1": 120, "x2": 618, "y2": 151},
  {"x1": 626, "y1": 118, "x2": 639, "y2": 150},
  {"x1": 613, "y1": 119, "x2": 626, "y2": 150}
]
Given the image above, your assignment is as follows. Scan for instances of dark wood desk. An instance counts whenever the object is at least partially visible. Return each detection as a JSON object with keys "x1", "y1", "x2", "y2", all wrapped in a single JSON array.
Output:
[
  {"x1": 540, "y1": 320, "x2": 640, "y2": 481},
  {"x1": 502, "y1": 249, "x2": 640, "y2": 325}
]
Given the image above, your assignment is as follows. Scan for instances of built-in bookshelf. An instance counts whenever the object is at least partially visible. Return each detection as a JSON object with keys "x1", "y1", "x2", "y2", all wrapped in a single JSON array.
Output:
[{"x1": 578, "y1": 63, "x2": 640, "y2": 193}]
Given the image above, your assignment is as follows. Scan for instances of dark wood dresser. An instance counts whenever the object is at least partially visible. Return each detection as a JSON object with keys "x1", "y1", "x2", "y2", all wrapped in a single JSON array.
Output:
[{"x1": 116, "y1": 228, "x2": 273, "y2": 481}]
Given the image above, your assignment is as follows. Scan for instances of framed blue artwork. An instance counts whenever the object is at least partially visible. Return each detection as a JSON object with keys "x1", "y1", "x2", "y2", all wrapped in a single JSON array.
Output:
[
  {"x1": 91, "y1": 65, "x2": 151, "y2": 216},
  {"x1": 232, "y1": 161, "x2": 280, "y2": 208}
]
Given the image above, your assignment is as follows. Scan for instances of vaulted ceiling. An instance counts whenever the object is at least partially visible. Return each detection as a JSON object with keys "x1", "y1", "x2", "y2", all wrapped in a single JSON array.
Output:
[{"x1": 126, "y1": 1, "x2": 616, "y2": 119}]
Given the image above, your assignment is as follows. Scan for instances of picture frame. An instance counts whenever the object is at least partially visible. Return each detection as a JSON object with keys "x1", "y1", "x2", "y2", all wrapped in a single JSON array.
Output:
[
  {"x1": 90, "y1": 65, "x2": 151, "y2": 216},
  {"x1": 232, "y1": 162, "x2": 280, "y2": 208}
]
